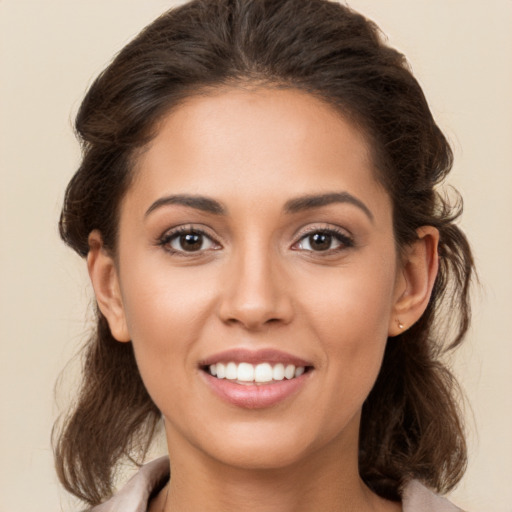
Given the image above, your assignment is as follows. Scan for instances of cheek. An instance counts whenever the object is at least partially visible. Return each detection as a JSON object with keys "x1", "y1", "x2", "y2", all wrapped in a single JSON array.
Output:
[
  {"x1": 297, "y1": 255, "x2": 397, "y2": 411},
  {"x1": 121, "y1": 261, "x2": 216, "y2": 339},
  {"x1": 117, "y1": 263, "x2": 218, "y2": 403},
  {"x1": 300, "y1": 251, "x2": 397, "y2": 343}
]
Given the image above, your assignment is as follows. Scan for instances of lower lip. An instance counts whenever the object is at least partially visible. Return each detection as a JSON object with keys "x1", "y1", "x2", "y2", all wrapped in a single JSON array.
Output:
[{"x1": 202, "y1": 371, "x2": 311, "y2": 409}]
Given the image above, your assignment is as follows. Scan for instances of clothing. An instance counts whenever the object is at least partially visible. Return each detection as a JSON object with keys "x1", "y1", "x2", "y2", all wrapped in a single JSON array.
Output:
[{"x1": 90, "y1": 456, "x2": 464, "y2": 512}]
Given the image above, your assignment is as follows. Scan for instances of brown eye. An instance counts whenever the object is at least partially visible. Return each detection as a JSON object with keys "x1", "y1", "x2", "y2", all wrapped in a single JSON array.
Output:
[
  {"x1": 178, "y1": 233, "x2": 203, "y2": 251},
  {"x1": 163, "y1": 229, "x2": 219, "y2": 253},
  {"x1": 307, "y1": 232, "x2": 332, "y2": 251},
  {"x1": 294, "y1": 229, "x2": 353, "y2": 253}
]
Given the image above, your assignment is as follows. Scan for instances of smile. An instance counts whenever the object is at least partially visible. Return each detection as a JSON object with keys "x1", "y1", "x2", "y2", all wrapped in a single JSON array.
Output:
[
  {"x1": 207, "y1": 362, "x2": 306, "y2": 384},
  {"x1": 200, "y1": 349, "x2": 314, "y2": 409}
]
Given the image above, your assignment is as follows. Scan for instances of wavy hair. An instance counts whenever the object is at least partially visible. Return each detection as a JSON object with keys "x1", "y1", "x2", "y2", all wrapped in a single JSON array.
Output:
[{"x1": 54, "y1": 0, "x2": 473, "y2": 505}]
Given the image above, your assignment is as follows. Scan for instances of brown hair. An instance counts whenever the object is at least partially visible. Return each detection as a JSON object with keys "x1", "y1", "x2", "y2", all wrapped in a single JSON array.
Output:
[{"x1": 55, "y1": 0, "x2": 473, "y2": 505}]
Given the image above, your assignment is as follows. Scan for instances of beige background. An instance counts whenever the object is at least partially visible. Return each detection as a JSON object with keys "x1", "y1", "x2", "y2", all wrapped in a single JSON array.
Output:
[{"x1": 1, "y1": 1, "x2": 511, "y2": 511}]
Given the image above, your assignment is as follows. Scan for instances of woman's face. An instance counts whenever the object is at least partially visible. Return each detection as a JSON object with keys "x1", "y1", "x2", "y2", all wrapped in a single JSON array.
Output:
[{"x1": 111, "y1": 88, "x2": 405, "y2": 470}]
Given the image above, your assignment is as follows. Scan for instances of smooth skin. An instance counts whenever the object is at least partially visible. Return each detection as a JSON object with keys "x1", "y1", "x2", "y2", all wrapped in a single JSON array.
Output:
[{"x1": 88, "y1": 88, "x2": 439, "y2": 512}]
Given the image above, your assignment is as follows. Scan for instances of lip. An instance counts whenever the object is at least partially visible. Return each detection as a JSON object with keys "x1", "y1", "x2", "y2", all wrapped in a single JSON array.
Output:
[
  {"x1": 199, "y1": 348, "x2": 314, "y2": 409},
  {"x1": 201, "y1": 370, "x2": 311, "y2": 409},
  {"x1": 199, "y1": 348, "x2": 313, "y2": 367}
]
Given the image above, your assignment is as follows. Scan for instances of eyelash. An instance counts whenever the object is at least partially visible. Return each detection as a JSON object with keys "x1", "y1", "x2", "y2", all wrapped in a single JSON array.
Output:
[
  {"x1": 157, "y1": 226, "x2": 221, "y2": 256},
  {"x1": 157, "y1": 225, "x2": 354, "y2": 256},
  {"x1": 292, "y1": 227, "x2": 354, "y2": 254}
]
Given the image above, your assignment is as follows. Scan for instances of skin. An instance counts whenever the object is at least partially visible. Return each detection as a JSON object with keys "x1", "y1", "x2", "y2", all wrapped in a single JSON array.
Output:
[{"x1": 88, "y1": 87, "x2": 439, "y2": 512}]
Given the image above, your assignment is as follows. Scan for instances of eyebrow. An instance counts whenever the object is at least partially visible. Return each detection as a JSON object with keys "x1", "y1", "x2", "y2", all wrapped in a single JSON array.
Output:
[
  {"x1": 284, "y1": 192, "x2": 374, "y2": 222},
  {"x1": 145, "y1": 191, "x2": 374, "y2": 222},
  {"x1": 145, "y1": 194, "x2": 226, "y2": 217}
]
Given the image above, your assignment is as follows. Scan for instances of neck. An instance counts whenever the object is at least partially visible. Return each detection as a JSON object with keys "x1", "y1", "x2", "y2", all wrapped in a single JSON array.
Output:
[{"x1": 156, "y1": 422, "x2": 399, "y2": 512}]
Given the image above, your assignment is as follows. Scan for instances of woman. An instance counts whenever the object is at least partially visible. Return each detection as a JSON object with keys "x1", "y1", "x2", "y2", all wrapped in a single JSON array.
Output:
[{"x1": 54, "y1": 0, "x2": 473, "y2": 510}]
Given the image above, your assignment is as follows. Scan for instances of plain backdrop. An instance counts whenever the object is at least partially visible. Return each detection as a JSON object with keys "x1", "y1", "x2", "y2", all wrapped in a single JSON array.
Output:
[{"x1": 1, "y1": 1, "x2": 511, "y2": 511}]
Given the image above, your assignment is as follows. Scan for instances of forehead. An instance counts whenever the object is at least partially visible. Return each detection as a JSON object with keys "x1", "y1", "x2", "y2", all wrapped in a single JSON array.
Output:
[{"x1": 126, "y1": 87, "x2": 389, "y2": 218}]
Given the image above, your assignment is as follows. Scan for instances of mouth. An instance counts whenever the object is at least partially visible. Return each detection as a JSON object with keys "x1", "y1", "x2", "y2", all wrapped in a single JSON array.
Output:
[
  {"x1": 199, "y1": 348, "x2": 314, "y2": 409},
  {"x1": 202, "y1": 361, "x2": 311, "y2": 385}
]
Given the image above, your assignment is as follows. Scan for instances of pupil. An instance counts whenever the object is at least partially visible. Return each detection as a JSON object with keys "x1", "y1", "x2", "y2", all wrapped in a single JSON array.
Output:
[
  {"x1": 310, "y1": 233, "x2": 331, "y2": 251},
  {"x1": 181, "y1": 233, "x2": 202, "y2": 251}
]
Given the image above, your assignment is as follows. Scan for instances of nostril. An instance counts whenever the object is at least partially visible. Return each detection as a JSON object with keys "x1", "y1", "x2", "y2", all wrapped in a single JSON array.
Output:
[
  {"x1": 217, "y1": 264, "x2": 294, "y2": 329},
  {"x1": 222, "y1": 313, "x2": 285, "y2": 330}
]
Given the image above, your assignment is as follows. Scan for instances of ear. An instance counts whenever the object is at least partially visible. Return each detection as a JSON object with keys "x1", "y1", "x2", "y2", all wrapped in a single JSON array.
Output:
[
  {"x1": 388, "y1": 226, "x2": 439, "y2": 337},
  {"x1": 87, "y1": 230, "x2": 131, "y2": 342}
]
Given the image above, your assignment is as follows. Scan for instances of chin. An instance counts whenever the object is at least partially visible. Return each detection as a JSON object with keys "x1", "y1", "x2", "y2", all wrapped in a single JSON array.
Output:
[
  {"x1": 207, "y1": 438, "x2": 314, "y2": 471},
  {"x1": 178, "y1": 412, "x2": 357, "y2": 473}
]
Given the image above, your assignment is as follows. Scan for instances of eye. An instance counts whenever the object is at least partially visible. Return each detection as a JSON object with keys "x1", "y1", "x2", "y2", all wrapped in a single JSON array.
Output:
[
  {"x1": 293, "y1": 229, "x2": 353, "y2": 252},
  {"x1": 159, "y1": 227, "x2": 220, "y2": 254}
]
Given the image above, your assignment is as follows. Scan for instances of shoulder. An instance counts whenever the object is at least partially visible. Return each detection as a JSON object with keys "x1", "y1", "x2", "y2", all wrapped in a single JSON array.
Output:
[
  {"x1": 87, "y1": 456, "x2": 170, "y2": 512},
  {"x1": 402, "y1": 480, "x2": 465, "y2": 512},
  {"x1": 87, "y1": 459, "x2": 465, "y2": 512}
]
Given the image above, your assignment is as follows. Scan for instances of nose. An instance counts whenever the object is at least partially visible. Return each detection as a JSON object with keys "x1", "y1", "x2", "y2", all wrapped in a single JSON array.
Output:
[{"x1": 218, "y1": 245, "x2": 294, "y2": 331}]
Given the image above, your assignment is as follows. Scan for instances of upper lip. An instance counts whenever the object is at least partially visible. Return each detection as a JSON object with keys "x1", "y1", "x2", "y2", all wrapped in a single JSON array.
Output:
[{"x1": 199, "y1": 348, "x2": 313, "y2": 367}]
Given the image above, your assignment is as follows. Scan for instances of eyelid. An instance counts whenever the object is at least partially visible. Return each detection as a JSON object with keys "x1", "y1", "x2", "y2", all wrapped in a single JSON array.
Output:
[
  {"x1": 293, "y1": 223, "x2": 353, "y2": 241},
  {"x1": 156, "y1": 222, "x2": 353, "y2": 255},
  {"x1": 157, "y1": 224, "x2": 222, "y2": 254},
  {"x1": 291, "y1": 223, "x2": 354, "y2": 251}
]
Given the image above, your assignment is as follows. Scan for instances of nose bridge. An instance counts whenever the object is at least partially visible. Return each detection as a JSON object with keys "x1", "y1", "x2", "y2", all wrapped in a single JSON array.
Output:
[{"x1": 218, "y1": 235, "x2": 292, "y2": 329}]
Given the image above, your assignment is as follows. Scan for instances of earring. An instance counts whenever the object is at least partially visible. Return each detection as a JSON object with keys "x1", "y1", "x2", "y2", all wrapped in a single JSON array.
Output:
[{"x1": 397, "y1": 319, "x2": 404, "y2": 330}]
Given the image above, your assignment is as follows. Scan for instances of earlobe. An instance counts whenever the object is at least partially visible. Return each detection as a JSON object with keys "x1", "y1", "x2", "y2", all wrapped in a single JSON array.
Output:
[
  {"x1": 388, "y1": 226, "x2": 439, "y2": 337},
  {"x1": 87, "y1": 230, "x2": 131, "y2": 342}
]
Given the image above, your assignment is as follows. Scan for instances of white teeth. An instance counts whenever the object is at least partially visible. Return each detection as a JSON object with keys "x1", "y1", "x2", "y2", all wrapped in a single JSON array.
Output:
[
  {"x1": 237, "y1": 362, "x2": 254, "y2": 382},
  {"x1": 254, "y1": 363, "x2": 273, "y2": 383},
  {"x1": 272, "y1": 363, "x2": 285, "y2": 381},
  {"x1": 207, "y1": 361, "x2": 307, "y2": 383},
  {"x1": 284, "y1": 364, "x2": 295, "y2": 380},
  {"x1": 216, "y1": 363, "x2": 226, "y2": 379},
  {"x1": 226, "y1": 362, "x2": 238, "y2": 380}
]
